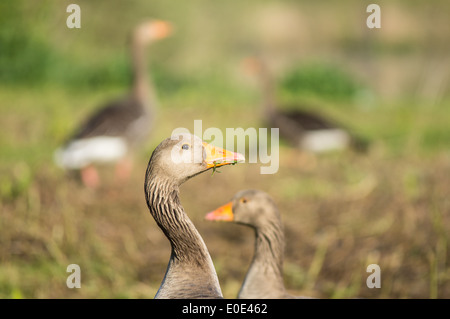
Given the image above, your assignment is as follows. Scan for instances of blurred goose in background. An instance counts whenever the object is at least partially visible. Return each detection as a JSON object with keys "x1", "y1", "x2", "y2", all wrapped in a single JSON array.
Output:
[
  {"x1": 54, "y1": 19, "x2": 172, "y2": 188},
  {"x1": 145, "y1": 133, "x2": 245, "y2": 299},
  {"x1": 243, "y1": 57, "x2": 368, "y2": 153},
  {"x1": 206, "y1": 189, "x2": 314, "y2": 299}
]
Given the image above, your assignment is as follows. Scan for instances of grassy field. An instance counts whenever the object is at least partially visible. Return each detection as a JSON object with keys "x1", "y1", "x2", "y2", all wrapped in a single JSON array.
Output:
[{"x1": 1, "y1": 0, "x2": 449, "y2": 299}]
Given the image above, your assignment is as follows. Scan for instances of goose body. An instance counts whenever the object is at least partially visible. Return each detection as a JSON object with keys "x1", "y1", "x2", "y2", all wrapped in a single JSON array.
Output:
[
  {"x1": 270, "y1": 109, "x2": 353, "y2": 152},
  {"x1": 244, "y1": 57, "x2": 368, "y2": 153},
  {"x1": 145, "y1": 133, "x2": 244, "y2": 299},
  {"x1": 55, "y1": 20, "x2": 172, "y2": 187},
  {"x1": 55, "y1": 96, "x2": 148, "y2": 168},
  {"x1": 206, "y1": 189, "x2": 312, "y2": 299}
]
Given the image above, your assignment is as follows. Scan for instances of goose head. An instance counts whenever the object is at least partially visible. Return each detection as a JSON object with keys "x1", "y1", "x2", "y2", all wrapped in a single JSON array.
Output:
[
  {"x1": 133, "y1": 19, "x2": 173, "y2": 45},
  {"x1": 146, "y1": 133, "x2": 245, "y2": 185},
  {"x1": 205, "y1": 189, "x2": 280, "y2": 229}
]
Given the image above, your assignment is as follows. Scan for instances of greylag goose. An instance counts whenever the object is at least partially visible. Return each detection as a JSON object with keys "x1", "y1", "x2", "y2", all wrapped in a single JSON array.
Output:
[
  {"x1": 145, "y1": 133, "x2": 245, "y2": 299},
  {"x1": 54, "y1": 20, "x2": 172, "y2": 188},
  {"x1": 244, "y1": 57, "x2": 369, "y2": 153},
  {"x1": 206, "y1": 189, "x2": 313, "y2": 299}
]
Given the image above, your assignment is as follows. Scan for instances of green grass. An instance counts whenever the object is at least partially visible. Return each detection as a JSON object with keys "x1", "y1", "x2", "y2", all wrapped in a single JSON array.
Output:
[{"x1": 281, "y1": 62, "x2": 366, "y2": 102}]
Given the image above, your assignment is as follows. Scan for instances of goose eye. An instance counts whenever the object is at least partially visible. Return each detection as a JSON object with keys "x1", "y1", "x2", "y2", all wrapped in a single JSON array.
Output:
[
  {"x1": 240, "y1": 198, "x2": 247, "y2": 204},
  {"x1": 182, "y1": 144, "x2": 190, "y2": 150}
]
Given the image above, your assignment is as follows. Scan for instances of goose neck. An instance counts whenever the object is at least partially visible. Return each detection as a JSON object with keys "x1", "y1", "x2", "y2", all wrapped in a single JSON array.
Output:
[
  {"x1": 254, "y1": 223, "x2": 285, "y2": 276},
  {"x1": 145, "y1": 175, "x2": 211, "y2": 267},
  {"x1": 131, "y1": 40, "x2": 152, "y2": 104}
]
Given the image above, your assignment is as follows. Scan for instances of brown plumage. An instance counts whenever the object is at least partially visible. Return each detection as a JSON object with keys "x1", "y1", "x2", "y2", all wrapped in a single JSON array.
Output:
[
  {"x1": 144, "y1": 133, "x2": 244, "y2": 299},
  {"x1": 55, "y1": 20, "x2": 172, "y2": 188},
  {"x1": 206, "y1": 189, "x2": 314, "y2": 299},
  {"x1": 244, "y1": 57, "x2": 369, "y2": 153}
]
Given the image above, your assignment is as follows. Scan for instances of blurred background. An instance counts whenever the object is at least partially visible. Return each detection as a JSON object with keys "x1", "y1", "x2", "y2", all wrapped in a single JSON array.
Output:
[{"x1": 1, "y1": 0, "x2": 449, "y2": 298}]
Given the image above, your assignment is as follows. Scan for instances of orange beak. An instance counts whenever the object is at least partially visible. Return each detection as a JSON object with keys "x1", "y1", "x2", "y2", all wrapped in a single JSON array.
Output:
[
  {"x1": 205, "y1": 202, "x2": 234, "y2": 222},
  {"x1": 151, "y1": 20, "x2": 173, "y2": 39},
  {"x1": 242, "y1": 57, "x2": 263, "y2": 75},
  {"x1": 202, "y1": 142, "x2": 245, "y2": 169}
]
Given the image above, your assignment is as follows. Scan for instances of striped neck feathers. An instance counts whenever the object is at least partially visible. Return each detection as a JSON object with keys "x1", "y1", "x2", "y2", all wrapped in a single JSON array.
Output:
[{"x1": 145, "y1": 173, "x2": 211, "y2": 268}]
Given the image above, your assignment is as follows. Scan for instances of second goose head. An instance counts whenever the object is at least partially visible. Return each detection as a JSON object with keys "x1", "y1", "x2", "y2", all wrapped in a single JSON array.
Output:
[{"x1": 205, "y1": 189, "x2": 281, "y2": 230}]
